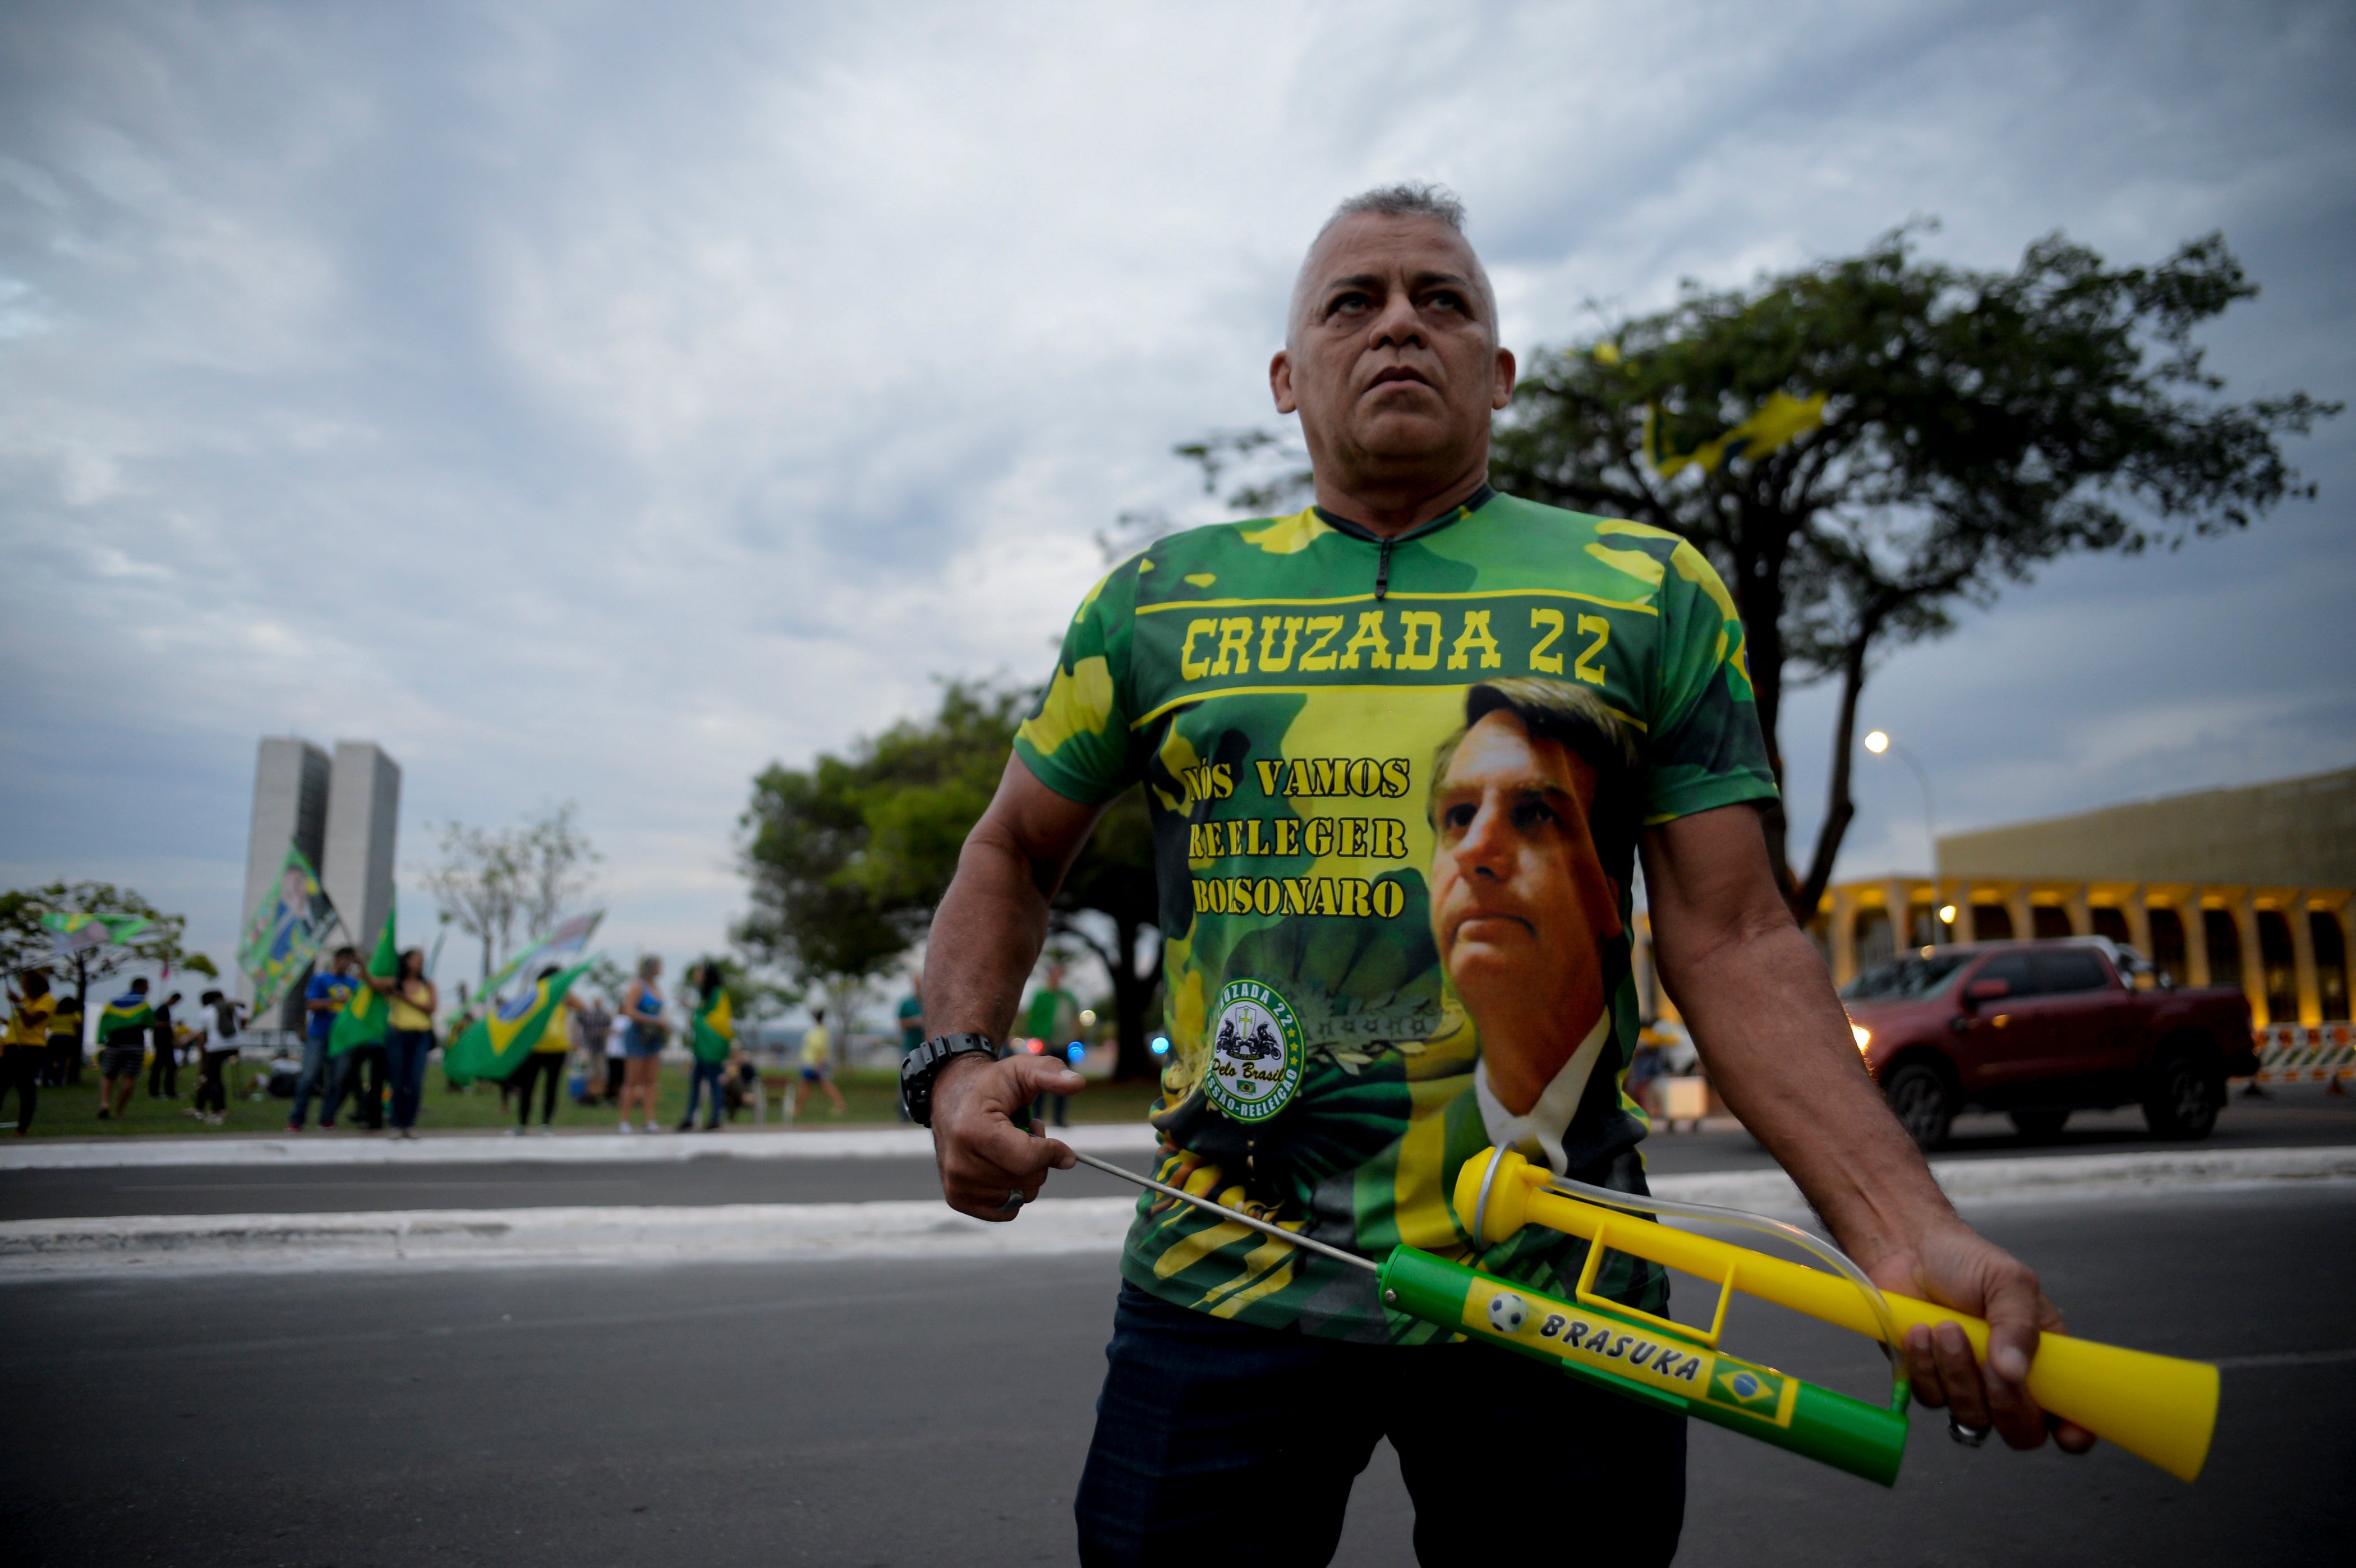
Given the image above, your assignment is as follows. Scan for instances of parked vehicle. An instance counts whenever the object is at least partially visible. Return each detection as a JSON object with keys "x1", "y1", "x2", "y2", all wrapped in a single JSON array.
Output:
[{"x1": 1841, "y1": 937, "x2": 2256, "y2": 1149}]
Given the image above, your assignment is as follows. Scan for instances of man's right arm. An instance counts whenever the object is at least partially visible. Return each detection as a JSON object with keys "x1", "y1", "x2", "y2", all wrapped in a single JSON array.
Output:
[{"x1": 922, "y1": 755, "x2": 1100, "y2": 1220}]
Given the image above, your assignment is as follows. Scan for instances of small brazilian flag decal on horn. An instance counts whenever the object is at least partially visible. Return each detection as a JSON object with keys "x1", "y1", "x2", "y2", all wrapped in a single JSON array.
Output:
[{"x1": 1708, "y1": 1364, "x2": 1785, "y2": 1413}]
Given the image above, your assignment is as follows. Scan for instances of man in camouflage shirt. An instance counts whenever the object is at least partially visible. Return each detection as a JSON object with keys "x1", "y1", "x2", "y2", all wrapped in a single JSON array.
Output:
[{"x1": 917, "y1": 185, "x2": 2091, "y2": 1566}]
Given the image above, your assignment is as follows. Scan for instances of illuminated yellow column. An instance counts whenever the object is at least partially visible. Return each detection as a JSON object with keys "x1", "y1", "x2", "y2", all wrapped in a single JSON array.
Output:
[
  {"x1": 2064, "y1": 885, "x2": 2092, "y2": 937},
  {"x1": 2007, "y1": 885, "x2": 2035, "y2": 944},
  {"x1": 1886, "y1": 880, "x2": 1915, "y2": 949},
  {"x1": 1830, "y1": 886, "x2": 1858, "y2": 988},
  {"x1": 2234, "y1": 894, "x2": 2266, "y2": 1026},
  {"x1": 2185, "y1": 894, "x2": 2213, "y2": 988},
  {"x1": 2290, "y1": 894, "x2": 2321, "y2": 1026},
  {"x1": 2125, "y1": 888, "x2": 2152, "y2": 958}
]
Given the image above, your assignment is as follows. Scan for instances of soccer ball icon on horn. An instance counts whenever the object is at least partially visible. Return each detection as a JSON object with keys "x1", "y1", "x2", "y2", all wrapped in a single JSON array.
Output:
[{"x1": 1485, "y1": 1291, "x2": 1529, "y2": 1334}]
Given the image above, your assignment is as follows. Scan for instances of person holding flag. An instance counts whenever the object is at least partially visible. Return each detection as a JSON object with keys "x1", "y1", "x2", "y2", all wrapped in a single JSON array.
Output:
[
  {"x1": 291, "y1": 946, "x2": 360, "y2": 1130},
  {"x1": 680, "y1": 961, "x2": 734, "y2": 1133},
  {"x1": 358, "y1": 947, "x2": 438, "y2": 1139},
  {"x1": 95, "y1": 977, "x2": 153, "y2": 1121},
  {"x1": 505, "y1": 964, "x2": 587, "y2": 1134},
  {"x1": 444, "y1": 960, "x2": 591, "y2": 1124},
  {"x1": 326, "y1": 916, "x2": 403, "y2": 1132}
]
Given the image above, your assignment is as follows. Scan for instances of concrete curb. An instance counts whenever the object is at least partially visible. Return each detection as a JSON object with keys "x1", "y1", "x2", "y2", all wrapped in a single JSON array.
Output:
[
  {"x1": 0, "y1": 1122, "x2": 1161, "y2": 1171},
  {"x1": 2, "y1": 1147, "x2": 2348, "y2": 1282},
  {"x1": 0, "y1": 1198, "x2": 1144, "y2": 1279},
  {"x1": 1652, "y1": 1145, "x2": 2356, "y2": 1216}
]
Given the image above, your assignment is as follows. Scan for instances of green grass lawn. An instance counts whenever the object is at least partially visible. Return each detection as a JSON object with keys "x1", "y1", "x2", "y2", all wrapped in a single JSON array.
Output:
[{"x1": 7, "y1": 1060, "x2": 1164, "y2": 1138}]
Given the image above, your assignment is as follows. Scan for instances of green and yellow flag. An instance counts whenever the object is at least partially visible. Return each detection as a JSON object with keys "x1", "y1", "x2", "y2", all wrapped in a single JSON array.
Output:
[
  {"x1": 98, "y1": 990, "x2": 154, "y2": 1043},
  {"x1": 691, "y1": 987, "x2": 735, "y2": 1065},
  {"x1": 329, "y1": 905, "x2": 399, "y2": 1057},
  {"x1": 443, "y1": 962, "x2": 591, "y2": 1084}
]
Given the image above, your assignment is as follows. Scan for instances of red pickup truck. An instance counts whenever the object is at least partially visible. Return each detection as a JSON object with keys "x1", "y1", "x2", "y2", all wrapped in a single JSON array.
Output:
[{"x1": 1839, "y1": 937, "x2": 2257, "y2": 1149}]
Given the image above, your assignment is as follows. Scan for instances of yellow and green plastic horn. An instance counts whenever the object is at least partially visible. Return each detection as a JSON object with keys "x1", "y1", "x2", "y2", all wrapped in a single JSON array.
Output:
[{"x1": 1388, "y1": 1148, "x2": 2220, "y2": 1487}]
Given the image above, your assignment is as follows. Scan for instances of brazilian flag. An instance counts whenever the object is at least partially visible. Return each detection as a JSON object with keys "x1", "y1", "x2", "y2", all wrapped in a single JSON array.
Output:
[
  {"x1": 444, "y1": 962, "x2": 591, "y2": 1084},
  {"x1": 330, "y1": 906, "x2": 400, "y2": 1057},
  {"x1": 99, "y1": 991, "x2": 154, "y2": 1044},
  {"x1": 691, "y1": 987, "x2": 735, "y2": 1065}
]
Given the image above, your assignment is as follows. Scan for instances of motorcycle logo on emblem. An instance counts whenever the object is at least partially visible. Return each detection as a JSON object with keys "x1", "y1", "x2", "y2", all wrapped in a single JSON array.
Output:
[{"x1": 1204, "y1": 979, "x2": 1305, "y2": 1123}]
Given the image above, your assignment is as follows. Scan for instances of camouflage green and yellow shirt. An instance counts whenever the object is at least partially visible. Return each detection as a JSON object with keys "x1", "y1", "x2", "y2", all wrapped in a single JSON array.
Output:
[{"x1": 1014, "y1": 488, "x2": 1777, "y2": 1340}]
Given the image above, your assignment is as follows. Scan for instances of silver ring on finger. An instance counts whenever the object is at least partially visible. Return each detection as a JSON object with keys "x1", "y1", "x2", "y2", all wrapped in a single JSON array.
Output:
[
  {"x1": 1947, "y1": 1415, "x2": 1992, "y2": 1449},
  {"x1": 997, "y1": 1188, "x2": 1026, "y2": 1213}
]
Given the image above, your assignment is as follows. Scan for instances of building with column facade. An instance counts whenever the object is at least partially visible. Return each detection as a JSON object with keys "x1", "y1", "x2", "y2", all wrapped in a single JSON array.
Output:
[{"x1": 1810, "y1": 768, "x2": 2354, "y2": 1027}]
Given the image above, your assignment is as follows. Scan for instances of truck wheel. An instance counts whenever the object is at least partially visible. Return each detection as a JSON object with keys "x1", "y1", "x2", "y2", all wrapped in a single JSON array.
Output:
[
  {"x1": 2009, "y1": 1109, "x2": 2070, "y2": 1141},
  {"x1": 2141, "y1": 1047, "x2": 2221, "y2": 1140},
  {"x1": 1884, "y1": 1063, "x2": 1955, "y2": 1150}
]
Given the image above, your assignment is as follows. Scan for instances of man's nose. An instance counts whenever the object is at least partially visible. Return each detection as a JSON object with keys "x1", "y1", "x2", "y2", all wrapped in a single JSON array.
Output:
[
  {"x1": 1368, "y1": 287, "x2": 1424, "y2": 350},
  {"x1": 1457, "y1": 798, "x2": 1512, "y2": 876}
]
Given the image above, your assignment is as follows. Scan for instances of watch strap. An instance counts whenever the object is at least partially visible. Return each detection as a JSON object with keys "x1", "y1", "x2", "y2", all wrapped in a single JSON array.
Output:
[{"x1": 900, "y1": 1032, "x2": 998, "y2": 1127}]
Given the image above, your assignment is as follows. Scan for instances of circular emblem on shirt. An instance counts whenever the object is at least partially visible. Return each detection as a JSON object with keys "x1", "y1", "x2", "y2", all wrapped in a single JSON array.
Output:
[{"x1": 1204, "y1": 979, "x2": 1305, "y2": 1124}]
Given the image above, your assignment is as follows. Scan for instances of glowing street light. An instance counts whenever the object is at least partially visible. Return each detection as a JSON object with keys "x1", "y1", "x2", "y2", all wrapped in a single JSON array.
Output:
[
  {"x1": 1938, "y1": 903, "x2": 1959, "y2": 925},
  {"x1": 1856, "y1": 730, "x2": 1931, "y2": 863}
]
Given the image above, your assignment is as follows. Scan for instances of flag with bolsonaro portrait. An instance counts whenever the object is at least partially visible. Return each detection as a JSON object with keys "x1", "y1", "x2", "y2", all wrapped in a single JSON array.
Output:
[{"x1": 236, "y1": 843, "x2": 339, "y2": 1015}]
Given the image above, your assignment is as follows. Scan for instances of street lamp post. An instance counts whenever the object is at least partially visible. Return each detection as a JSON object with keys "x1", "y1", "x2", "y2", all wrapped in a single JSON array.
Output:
[{"x1": 1863, "y1": 729, "x2": 1941, "y2": 939}]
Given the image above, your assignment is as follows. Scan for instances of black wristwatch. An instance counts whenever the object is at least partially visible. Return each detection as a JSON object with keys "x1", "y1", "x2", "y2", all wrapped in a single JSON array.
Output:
[{"x1": 900, "y1": 1033, "x2": 998, "y2": 1128}]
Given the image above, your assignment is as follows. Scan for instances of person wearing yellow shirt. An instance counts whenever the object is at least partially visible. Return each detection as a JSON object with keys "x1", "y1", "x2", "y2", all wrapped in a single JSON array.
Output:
[
  {"x1": 794, "y1": 1005, "x2": 846, "y2": 1119},
  {"x1": 360, "y1": 948, "x2": 438, "y2": 1141},
  {"x1": 3, "y1": 970, "x2": 56, "y2": 1134},
  {"x1": 510, "y1": 964, "x2": 586, "y2": 1134}
]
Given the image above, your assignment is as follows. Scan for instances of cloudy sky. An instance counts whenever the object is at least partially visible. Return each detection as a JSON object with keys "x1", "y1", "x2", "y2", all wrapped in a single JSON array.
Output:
[{"x1": 3, "y1": 1, "x2": 2350, "y2": 1004}]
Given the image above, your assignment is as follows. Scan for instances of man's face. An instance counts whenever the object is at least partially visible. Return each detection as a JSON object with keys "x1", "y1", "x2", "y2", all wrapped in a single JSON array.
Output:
[
  {"x1": 1429, "y1": 711, "x2": 1622, "y2": 1006},
  {"x1": 334, "y1": 953, "x2": 356, "y2": 976},
  {"x1": 1272, "y1": 213, "x2": 1515, "y2": 486}
]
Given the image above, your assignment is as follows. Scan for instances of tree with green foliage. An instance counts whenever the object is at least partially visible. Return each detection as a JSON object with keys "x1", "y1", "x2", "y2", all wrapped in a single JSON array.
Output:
[
  {"x1": 0, "y1": 881, "x2": 192, "y2": 1024},
  {"x1": 1492, "y1": 227, "x2": 2335, "y2": 918},
  {"x1": 739, "y1": 680, "x2": 1166, "y2": 1078}
]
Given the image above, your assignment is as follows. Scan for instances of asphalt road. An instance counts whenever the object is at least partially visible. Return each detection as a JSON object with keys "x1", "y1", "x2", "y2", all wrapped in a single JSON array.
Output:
[
  {"x1": 4, "y1": 1092, "x2": 2350, "y2": 1221},
  {"x1": 2, "y1": 1186, "x2": 2352, "y2": 1567}
]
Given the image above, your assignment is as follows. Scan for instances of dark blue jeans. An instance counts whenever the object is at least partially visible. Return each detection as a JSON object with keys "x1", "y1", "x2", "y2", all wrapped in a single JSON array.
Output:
[
  {"x1": 384, "y1": 1029, "x2": 433, "y2": 1129},
  {"x1": 683, "y1": 1059, "x2": 725, "y2": 1128},
  {"x1": 289, "y1": 1035, "x2": 332, "y2": 1125},
  {"x1": 1075, "y1": 1284, "x2": 1686, "y2": 1568}
]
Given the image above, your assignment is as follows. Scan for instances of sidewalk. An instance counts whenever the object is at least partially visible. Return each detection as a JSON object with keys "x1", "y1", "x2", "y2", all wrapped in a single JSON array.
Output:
[
  {"x1": 0, "y1": 1122, "x2": 1161, "y2": 1171},
  {"x1": 4, "y1": 1146, "x2": 2348, "y2": 1280}
]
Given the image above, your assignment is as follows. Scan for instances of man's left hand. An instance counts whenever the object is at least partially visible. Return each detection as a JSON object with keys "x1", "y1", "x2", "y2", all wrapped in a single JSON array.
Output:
[{"x1": 1867, "y1": 1218, "x2": 2099, "y2": 1454}]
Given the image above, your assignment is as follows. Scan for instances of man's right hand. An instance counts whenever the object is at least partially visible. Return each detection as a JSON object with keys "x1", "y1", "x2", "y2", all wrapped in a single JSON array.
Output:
[{"x1": 931, "y1": 1052, "x2": 1083, "y2": 1221}]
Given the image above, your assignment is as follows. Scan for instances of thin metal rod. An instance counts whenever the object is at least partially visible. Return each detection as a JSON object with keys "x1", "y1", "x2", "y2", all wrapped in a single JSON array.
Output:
[{"x1": 1069, "y1": 1149, "x2": 1379, "y2": 1275}]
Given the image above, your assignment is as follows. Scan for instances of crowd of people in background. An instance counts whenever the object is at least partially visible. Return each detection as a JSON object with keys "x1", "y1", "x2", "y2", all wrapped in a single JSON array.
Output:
[
  {"x1": 2, "y1": 955, "x2": 1069, "y2": 1138},
  {"x1": 0, "y1": 969, "x2": 251, "y2": 1134}
]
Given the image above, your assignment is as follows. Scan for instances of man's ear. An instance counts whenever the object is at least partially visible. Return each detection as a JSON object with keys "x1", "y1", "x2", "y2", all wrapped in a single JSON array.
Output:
[
  {"x1": 1491, "y1": 347, "x2": 1517, "y2": 411},
  {"x1": 1271, "y1": 349, "x2": 1298, "y2": 415}
]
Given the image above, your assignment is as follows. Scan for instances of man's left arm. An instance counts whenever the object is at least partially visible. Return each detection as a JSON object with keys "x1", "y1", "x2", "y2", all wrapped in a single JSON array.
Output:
[{"x1": 1639, "y1": 803, "x2": 2096, "y2": 1455}]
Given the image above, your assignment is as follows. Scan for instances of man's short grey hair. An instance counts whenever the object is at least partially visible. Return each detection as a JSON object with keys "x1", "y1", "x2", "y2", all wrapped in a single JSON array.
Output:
[
  {"x1": 1331, "y1": 182, "x2": 1467, "y2": 233},
  {"x1": 1286, "y1": 182, "x2": 1497, "y2": 349}
]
